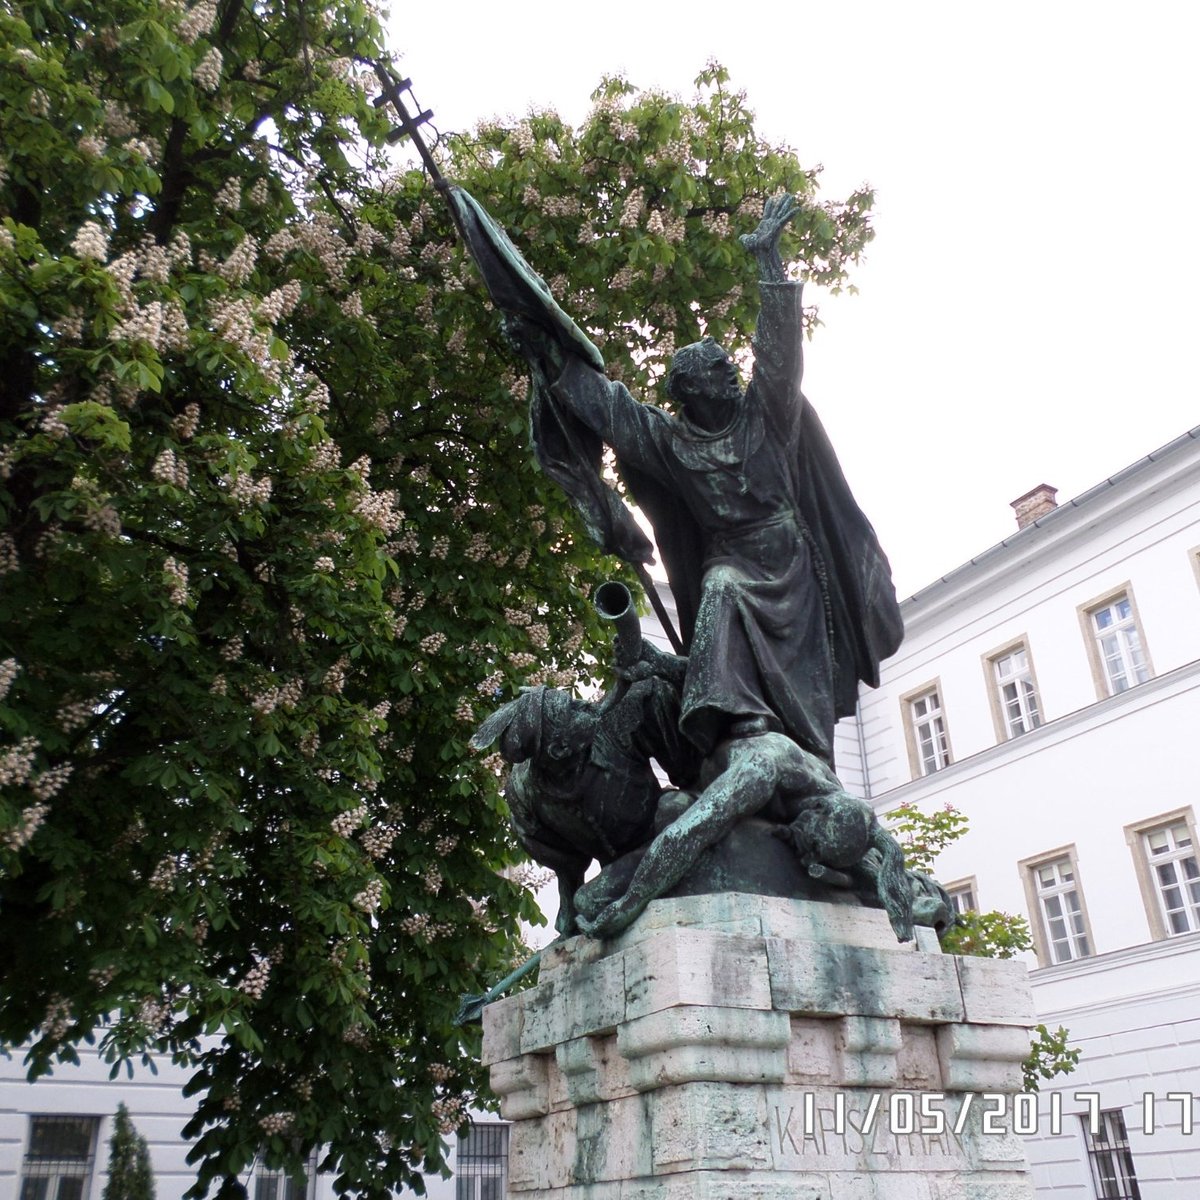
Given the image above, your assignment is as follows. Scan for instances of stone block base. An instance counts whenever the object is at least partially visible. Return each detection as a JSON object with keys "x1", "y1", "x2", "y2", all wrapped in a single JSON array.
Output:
[{"x1": 483, "y1": 895, "x2": 1036, "y2": 1199}]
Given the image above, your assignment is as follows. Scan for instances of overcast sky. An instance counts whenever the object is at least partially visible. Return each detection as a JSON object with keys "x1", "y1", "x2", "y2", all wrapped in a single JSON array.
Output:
[{"x1": 388, "y1": 1, "x2": 1199, "y2": 597}]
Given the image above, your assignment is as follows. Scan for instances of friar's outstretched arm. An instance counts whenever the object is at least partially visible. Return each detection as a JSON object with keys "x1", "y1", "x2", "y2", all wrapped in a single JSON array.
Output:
[{"x1": 741, "y1": 194, "x2": 806, "y2": 437}]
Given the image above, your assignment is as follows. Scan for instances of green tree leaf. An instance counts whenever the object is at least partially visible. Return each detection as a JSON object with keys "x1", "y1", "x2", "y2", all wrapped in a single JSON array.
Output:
[{"x1": 0, "y1": 4, "x2": 870, "y2": 1193}]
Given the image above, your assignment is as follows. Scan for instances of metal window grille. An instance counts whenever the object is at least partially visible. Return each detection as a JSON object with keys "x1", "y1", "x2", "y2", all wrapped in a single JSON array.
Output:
[
  {"x1": 1144, "y1": 821, "x2": 1200, "y2": 935},
  {"x1": 1034, "y1": 857, "x2": 1090, "y2": 962},
  {"x1": 1082, "y1": 1109, "x2": 1141, "y2": 1200},
  {"x1": 20, "y1": 1115, "x2": 101, "y2": 1200},
  {"x1": 456, "y1": 1123, "x2": 509, "y2": 1200},
  {"x1": 254, "y1": 1167, "x2": 304, "y2": 1200},
  {"x1": 254, "y1": 1149, "x2": 317, "y2": 1200},
  {"x1": 1091, "y1": 598, "x2": 1150, "y2": 694},
  {"x1": 910, "y1": 691, "x2": 950, "y2": 774},
  {"x1": 993, "y1": 648, "x2": 1042, "y2": 736}
]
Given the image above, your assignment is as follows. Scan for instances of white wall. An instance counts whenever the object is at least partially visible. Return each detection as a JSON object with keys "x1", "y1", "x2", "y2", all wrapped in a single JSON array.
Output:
[
  {"x1": 870, "y1": 663, "x2": 1200, "y2": 956},
  {"x1": 1025, "y1": 956, "x2": 1200, "y2": 1196},
  {"x1": 0, "y1": 1041, "x2": 470, "y2": 1200},
  {"x1": 852, "y1": 433, "x2": 1200, "y2": 943},
  {"x1": 850, "y1": 428, "x2": 1200, "y2": 1196},
  {"x1": 2, "y1": 1045, "x2": 202, "y2": 1200}
]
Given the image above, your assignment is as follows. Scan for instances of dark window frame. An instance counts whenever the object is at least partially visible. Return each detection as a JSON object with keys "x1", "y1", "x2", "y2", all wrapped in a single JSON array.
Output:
[{"x1": 1082, "y1": 1109, "x2": 1141, "y2": 1200}]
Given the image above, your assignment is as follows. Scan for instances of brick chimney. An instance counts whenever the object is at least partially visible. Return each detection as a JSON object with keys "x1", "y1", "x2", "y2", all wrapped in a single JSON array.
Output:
[{"x1": 1010, "y1": 483, "x2": 1058, "y2": 530}]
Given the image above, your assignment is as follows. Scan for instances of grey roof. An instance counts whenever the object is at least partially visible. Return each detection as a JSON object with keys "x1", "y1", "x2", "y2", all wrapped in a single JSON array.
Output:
[{"x1": 902, "y1": 425, "x2": 1200, "y2": 610}]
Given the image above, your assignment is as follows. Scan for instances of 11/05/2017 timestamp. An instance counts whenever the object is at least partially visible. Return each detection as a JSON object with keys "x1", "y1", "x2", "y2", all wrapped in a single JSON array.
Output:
[{"x1": 787, "y1": 1091, "x2": 1196, "y2": 1139}]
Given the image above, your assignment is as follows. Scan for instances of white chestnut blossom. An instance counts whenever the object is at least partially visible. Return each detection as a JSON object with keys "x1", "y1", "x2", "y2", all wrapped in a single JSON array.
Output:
[
  {"x1": 258, "y1": 279, "x2": 302, "y2": 323},
  {"x1": 177, "y1": 0, "x2": 217, "y2": 43},
  {"x1": 353, "y1": 489, "x2": 399, "y2": 532},
  {"x1": 360, "y1": 825, "x2": 396, "y2": 860},
  {"x1": 0, "y1": 659, "x2": 19, "y2": 701},
  {"x1": 330, "y1": 805, "x2": 367, "y2": 837},
  {"x1": 110, "y1": 301, "x2": 165, "y2": 348},
  {"x1": 152, "y1": 449, "x2": 189, "y2": 489},
  {"x1": 40, "y1": 995, "x2": 72, "y2": 1041},
  {"x1": 148, "y1": 854, "x2": 179, "y2": 891},
  {"x1": 56, "y1": 697, "x2": 94, "y2": 732},
  {"x1": 238, "y1": 957, "x2": 272, "y2": 999},
  {"x1": 432, "y1": 1095, "x2": 465, "y2": 1134},
  {"x1": 3, "y1": 802, "x2": 49, "y2": 851},
  {"x1": 193, "y1": 46, "x2": 223, "y2": 92},
  {"x1": 353, "y1": 879, "x2": 384, "y2": 913},
  {"x1": 219, "y1": 234, "x2": 258, "y2": 284},
  {"x1": 258, "y1": 1112, "x2": 293, "y2": 1136},
  {"x1": 162, "y1": 556, "x2": 188, "y2": 605},
  {"x1": 71, "y1": 221, "x2": 109, "y2": 262},
  {"x1": 619, "y1": 187, "x2": 645, "y2": 229},
  {"x1": 224, "y1": 471, "x2": 273, "y2": 507},
  {"x1": 171, "y1": 402, "x2": 201, "y2": 439},
  {"x1": 0, "y1": 533, "x2": 18, "y2": 574},
  {"x1": 324, "y1": 657, "x2": 349, "y2": 693},
  {"x1": 31, "y1": 764, "x2": 72, "y2": 801},
  {"x1": 419, "y1": 631, "x2": 446, "y2": 655},
  {"x1": 168, "y1": 229, "x2": 192, "y2": 268}
]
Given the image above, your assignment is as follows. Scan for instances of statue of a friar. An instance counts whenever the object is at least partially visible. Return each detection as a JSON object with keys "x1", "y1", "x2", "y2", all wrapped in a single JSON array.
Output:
[{"x1": 446, "y1": 186, "x2": 907, "y2": 939}]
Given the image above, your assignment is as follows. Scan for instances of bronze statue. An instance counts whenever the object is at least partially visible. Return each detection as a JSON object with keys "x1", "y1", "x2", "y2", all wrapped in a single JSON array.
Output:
[
  {"x1": 448, "y1": 186, "x2": 913, "y2": 942},
  {"x1": 506, "y1": 195, "x2": 901, "y2": 768}
]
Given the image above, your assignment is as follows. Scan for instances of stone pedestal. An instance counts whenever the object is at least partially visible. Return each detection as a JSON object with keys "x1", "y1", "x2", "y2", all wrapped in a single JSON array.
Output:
[{"x1": 482, "y1": 894, "x2": 1036, "y2": 1199}]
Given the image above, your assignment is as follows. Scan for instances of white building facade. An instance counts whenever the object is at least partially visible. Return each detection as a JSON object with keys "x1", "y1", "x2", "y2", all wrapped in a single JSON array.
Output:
[
  {"x1": 0, "y1": 1041, "x2": 501, "y2": 1200},
  {"x1": 836, "y1": 427, "x2": 1200, "y2": 1197}
]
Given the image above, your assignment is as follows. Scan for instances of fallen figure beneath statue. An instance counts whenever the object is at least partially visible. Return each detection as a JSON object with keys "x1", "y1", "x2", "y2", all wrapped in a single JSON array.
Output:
[{"x1": 459, "y1": 585, "x2": 953, "y2": 1021}]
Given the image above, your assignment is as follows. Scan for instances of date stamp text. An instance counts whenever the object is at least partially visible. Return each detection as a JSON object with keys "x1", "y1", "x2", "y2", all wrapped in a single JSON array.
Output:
[{"x1": 773, "y1": 1090, "x2": 1196, "y2": 1147}]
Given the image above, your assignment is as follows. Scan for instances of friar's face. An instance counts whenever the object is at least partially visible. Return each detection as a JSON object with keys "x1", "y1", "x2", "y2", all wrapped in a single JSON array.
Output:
[{"x1": 667, "y1": 338, "x2": 741, "y2": 432}]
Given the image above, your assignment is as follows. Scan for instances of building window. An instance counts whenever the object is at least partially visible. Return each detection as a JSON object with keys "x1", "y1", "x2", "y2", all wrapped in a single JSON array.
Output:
[
  {"x1": 456, "y1": 1122, "x2": 509, "y2": 1200},
  {"x1": 1021, "y1": 850, "x2": 1092, "y2": 966},
  {"x1": 945, "y1": 880, "x2": 977, "y2": 915},
  {"x1": 1082, "y1": 589, "x2": 1152, "y2": 697},
  {"x1": 254, "y1": 1149, "x2": 317, "y2": 1200},
  {"x1": 903, "y1": 685, "x2": 951, "y2": 777},
  {"x1": 1143, "y1": 820, "x2": 1200, "y2": 936},
  {"x1": 20, "y1": 1115, "x2": 101, "y2": 1200},
  {"x1": 1125, "y1": 808, "x2": 1200, "y2": 941},
  {"x1": 1082, "y1": 1108, "x2": 1141, "y2": 1200},
  {"x1": 254, "y1": 1166, "x2": 305, "y2": 1200},
  {"x1": 989, "y1": 645, "x2": 1042, "y2": 738}
]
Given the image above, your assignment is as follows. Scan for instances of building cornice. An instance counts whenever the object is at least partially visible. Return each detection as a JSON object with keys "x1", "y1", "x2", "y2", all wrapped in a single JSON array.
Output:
[
  {"x1": 871, "y1": 656, "x2": 1200, "y2": 811},
  {"x1": 1029, "y1": 929, "x2": 1200, "y2": 1022}
]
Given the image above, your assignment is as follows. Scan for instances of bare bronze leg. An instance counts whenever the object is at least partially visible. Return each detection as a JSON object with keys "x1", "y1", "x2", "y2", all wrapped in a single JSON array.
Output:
[{"x1": 576, "y1": 732, "x2": 824, "y2": 938}]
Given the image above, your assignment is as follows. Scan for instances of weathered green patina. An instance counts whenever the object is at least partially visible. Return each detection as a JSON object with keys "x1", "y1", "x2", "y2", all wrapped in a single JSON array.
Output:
[{"x1": 459, "y1": 191, "x2": 940, "y2": 947}]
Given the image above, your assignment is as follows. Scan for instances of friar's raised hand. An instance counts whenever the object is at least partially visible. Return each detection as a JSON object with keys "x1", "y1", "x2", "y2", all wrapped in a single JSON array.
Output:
[{"x1": 739, "y1": 192, "x2": 800, "y2": 282}]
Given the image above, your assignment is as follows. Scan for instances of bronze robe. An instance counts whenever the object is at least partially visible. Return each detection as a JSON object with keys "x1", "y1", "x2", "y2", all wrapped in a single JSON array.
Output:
[{"x1": 550, "y1": 282, "x2": 902, "y2": 763}]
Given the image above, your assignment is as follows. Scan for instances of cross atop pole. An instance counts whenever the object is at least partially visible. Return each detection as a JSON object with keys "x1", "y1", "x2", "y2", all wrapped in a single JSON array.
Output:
[
  {"x1": 367, "y1": 59, "x2": 685, "y2": 654},
  {"x1": 371, "y1": 62, "x2": 446, "y2": 190}
]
